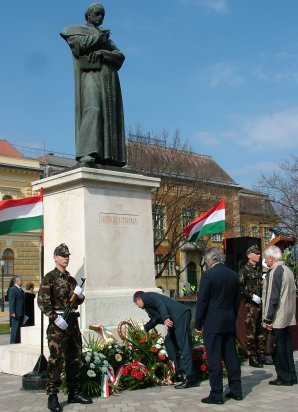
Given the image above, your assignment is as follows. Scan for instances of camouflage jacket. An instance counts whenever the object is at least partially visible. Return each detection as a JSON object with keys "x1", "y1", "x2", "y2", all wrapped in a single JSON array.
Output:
[
  {"x1": 238, "y1": 262, "x2": 263, "y2": 302},
  {"x1": 37, "y1": 267, "x2": 84, "y2": 321}
]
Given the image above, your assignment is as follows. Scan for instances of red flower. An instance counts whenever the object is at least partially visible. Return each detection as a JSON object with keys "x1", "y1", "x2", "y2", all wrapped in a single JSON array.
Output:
[
  {"x1": 151, "y1": 347, "x2": 158, "y2": 353},
  {"x1": 150, "y1": 334, "x2": 157, "y2": 339},
  {"x1": 139, "y1": 336, "x2": 148, "y2": 343},
  {"x1": 193, "y1": 354, "x2": 199, "y2": 361},
  {"x1": 135, "y1": 371, "x2": 143, "y2": 380},
  {"x1": 202, "y1": 354, "x2": 207, "y2": 360},
  {"x1": 200, "y1": 364, "x2": 207, "y2": 372},
  {"x1": 159, "y1": 355, "x2": 166, "y2": 361},
  {"x1": 198, "y1": 347, "x2": 205, "y2": 352},
  {"x1": 131, "y1": 369, "x2": 137, "y2": 376},
  {"x1": 122, "y1": 368, "x2": 128, "y2": 376}
]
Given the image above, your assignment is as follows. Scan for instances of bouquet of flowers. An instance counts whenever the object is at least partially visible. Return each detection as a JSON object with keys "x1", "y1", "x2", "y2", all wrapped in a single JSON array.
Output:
[
  {"x1": 192, "y1": 330, "x2": 227, "y2": 381},
  {"x1": 80, "y1": 334, "x2": 115, "y2": 397},
  {"x1": 117, "y1": 320, "x2": 174, "y2": 388},
  {"x1": 98, "y1": 339, "x2": 132, "y2": 371},
  {"x1": 119, "y1": 360, "x2": 152, "y2": 390}
]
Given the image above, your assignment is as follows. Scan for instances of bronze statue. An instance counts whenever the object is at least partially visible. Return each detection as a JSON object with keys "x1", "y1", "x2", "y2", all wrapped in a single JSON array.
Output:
[{"x1": 60, "y1": 3, "x2": 126, "y2": 167}]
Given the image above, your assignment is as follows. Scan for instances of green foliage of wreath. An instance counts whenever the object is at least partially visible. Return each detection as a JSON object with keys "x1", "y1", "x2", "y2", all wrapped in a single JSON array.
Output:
[{"x1": 149, "y1": 362, "x2": 173, "y2": 386}]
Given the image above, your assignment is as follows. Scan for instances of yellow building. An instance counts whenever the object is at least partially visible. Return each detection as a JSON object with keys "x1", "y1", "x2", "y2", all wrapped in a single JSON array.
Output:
[{"x1": 0, "y1": 140, "x2": 42, "y2": 302}]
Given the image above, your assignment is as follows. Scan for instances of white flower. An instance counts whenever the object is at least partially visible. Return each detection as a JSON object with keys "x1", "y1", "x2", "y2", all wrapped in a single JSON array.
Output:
[
  {"x1": 89, "y1": 363, "x2": 95, "y2": 369},
  {"x1": 155, "y1": 344, "x2": 161, "y2": 349},
  {"x1": 157, "y1": 338, "x2": 164, "y2": 345},
  {"x1": 103, "y1": 360, "x2": 109, "y2": 366},
  {"x1": 159, "y1": 349, "x2": 167, "y2": 356},
  {"x1": 85, "y1": 355, "x2": 91, "y2": 362},
  {"x1": 87, "y1": 370, "x2": 96, "y2": 377},
  {"x1": 101, "y1": 366, "x2": 107, "y2": 373}
]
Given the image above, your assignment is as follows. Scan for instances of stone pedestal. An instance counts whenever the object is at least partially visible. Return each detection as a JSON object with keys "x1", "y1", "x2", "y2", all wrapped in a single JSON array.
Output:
[{"x1": 0, "y1": 167, "x2": 160, "y2": 375}]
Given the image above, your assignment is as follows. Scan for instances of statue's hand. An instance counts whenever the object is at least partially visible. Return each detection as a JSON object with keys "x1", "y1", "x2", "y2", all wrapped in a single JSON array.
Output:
[
  {"x1": 88, "y1": 51, "x2": 102, "y2": 63},
  {"x1": 101, "y1": 29, "x2": 110, "y2": 39}
]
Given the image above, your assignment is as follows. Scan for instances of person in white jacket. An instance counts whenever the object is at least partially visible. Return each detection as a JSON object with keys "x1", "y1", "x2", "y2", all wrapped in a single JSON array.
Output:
[{"x1": 262, "y1": 245, "x2": 297, "y2": 386}]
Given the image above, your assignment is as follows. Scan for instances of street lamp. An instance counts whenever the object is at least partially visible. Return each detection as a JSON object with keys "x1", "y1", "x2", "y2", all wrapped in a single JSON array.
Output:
[{"x1": 0, "y1": 259, "x2": 5, "y2": 312}]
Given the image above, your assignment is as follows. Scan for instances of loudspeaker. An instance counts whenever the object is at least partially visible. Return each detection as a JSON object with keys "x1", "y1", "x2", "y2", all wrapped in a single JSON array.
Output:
[{"x1": 225, "y1": 236, "x2": 262, "y2": 272}]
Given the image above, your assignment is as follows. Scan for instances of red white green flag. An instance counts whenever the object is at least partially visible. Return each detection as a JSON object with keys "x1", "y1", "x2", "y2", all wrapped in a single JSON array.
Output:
[
  {"x1": 183, "y1": 199, "x2": 225, "y2": 242},
  {"x1": 0, "y1": 193, "x2": 43, "y2": 235}
]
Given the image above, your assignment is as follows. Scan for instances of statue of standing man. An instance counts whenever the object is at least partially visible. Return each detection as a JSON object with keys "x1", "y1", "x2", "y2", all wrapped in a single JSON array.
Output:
[{"x1": 60, "y1": 3, "x2": 126, "y2": 167}]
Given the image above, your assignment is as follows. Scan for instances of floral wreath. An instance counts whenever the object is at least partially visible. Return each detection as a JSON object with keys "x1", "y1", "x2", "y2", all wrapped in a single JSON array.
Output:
[
  {"x1": 117, "y1": 320, "x2": 132, "y2": 341},
  {"x1": 149, "y1": 362, "x2": 173, "y2": 386}
]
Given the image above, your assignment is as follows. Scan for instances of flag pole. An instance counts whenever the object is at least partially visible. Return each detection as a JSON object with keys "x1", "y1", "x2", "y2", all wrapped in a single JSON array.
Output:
[{"x1": 22, "y1": 187, "x2": 48, "y2": 390}]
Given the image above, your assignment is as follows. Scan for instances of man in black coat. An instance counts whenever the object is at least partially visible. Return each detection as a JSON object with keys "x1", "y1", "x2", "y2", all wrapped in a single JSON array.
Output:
[
  {"x1": 195, "y1": 247, "x2": 242, "y2": 404},
  {"x1": 133, "y1": 290, "x2": 198, "y2": 388},
  {"x1": 8, "y1": 275, "x2": 25, "y2": 344}
]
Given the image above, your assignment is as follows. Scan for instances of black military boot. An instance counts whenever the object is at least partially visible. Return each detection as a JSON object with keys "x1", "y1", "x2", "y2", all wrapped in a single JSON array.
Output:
[
  {"x1": 48, "y1": 394, "x2": 62, "y2": 412},
  {"x1": 249, "y1": 356, "x2": 263, "y2": 368},
  {"x1": 68, "y1": 390, "x2": 92, "y2": 404}
]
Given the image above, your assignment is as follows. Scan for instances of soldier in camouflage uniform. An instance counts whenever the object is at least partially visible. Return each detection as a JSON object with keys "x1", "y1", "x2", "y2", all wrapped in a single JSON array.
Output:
[
  {"x1": 238, "y1": 244, "x2": 268, "y2": 368},
  {"x1": 38, "y1": 244, "x2": 92, "y2": 412}
]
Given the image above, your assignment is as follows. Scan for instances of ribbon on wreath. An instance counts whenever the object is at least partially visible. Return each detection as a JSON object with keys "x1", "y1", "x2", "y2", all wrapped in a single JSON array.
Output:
[
  {"x1": 101, "y1": 374, "x2": 109, "y2": 398},
  {"x1": 89, "y1": 324, "x2": 115, "y2": 342},
  {"x1": 101, "y1": 366, "x2": 124, "y2": 398}
]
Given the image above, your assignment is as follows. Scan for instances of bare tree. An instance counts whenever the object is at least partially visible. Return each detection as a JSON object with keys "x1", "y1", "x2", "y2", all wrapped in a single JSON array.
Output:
[
  {"x1": 126, "y1": 128, "x2": 237, "y2": 285},
  {"x1": 255, "y1": 156, "x2": 298, "y2": 240}
]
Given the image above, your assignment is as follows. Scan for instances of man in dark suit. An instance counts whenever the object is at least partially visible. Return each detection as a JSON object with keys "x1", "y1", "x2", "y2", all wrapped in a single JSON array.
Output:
[
  {"x1": 195, "y1": 247, "x2": 242, "y2": 404},
  {"x1": 133, "y1": 290, "x2": 198, "y2": 388},
  {"x1": 8, "y1": 275, "x2": 25, "y2": 344}
]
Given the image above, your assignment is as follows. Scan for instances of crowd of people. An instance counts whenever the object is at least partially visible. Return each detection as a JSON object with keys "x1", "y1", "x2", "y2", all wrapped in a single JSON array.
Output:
[
  {"x1": 6, "y1": 241, "x2": 296, "y2": 411},
  {"x1": 133, "y1": 244, "x2": 296, "y2": 405}
]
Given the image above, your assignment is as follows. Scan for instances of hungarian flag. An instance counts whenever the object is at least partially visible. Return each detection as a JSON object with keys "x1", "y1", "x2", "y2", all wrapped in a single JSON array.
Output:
[
  {"x1": 183, "y1": 199, "x2": 225, "y2": 242},
  {"x1": 0, "y1": 193, "x2": 43, "y2": 235}
]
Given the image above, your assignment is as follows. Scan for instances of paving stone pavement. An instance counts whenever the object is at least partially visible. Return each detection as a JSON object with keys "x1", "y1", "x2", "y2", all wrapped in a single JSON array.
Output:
[{"x1": 0, "y1": 353, "x2": 297, "y2": 412}]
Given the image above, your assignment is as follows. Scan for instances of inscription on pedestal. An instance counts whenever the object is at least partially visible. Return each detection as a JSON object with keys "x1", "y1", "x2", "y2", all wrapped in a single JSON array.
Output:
[{"x1": 99, "y1": 213, "x2": 140, "y2": 227}]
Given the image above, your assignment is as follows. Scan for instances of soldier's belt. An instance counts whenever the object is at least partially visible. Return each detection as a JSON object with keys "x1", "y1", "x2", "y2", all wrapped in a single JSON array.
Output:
[{"x1": 56, "y1": 309, "x2": 77, "y2": 315}]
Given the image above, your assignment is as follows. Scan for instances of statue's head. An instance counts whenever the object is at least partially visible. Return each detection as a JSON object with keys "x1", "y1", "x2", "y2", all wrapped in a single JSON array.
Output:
[{"x1": 85, "y1": 3, "x2": 105, "y2": 25}]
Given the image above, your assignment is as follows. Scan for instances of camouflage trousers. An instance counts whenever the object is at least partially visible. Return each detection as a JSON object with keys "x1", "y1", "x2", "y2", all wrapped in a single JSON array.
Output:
[
  {"x1": 46, "y1": 315, "x2": 83, "y2": 395},
  {"x1": 244, "y1": 302, "x2": 266, "y2": 357}
]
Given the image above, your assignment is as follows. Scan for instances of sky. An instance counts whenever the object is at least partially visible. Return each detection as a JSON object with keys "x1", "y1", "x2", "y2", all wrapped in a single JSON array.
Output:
[{"x1": 1, "y1": 0, "x2": 298, "y2": 189}]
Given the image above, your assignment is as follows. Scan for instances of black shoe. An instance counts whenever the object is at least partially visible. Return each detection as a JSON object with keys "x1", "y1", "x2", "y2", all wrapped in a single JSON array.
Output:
[
  {"x1": 68, "y1": 392, "x2": 93, "y2": 404},
  {"x1": 249, "y1": 357, "x2": 263, "y2": 368},
  {"x1": 292, "y1": 377, "x2": 297, "y2": 384},
  {"x1": 48, "y1": 394, "x2": 62, "y2": 412},
  {"x1": 173, "y1": 372, "x2": 185, "y2": 383},
  {"x1": 263, "y1": 358, "x2": 274, "y2": 365},
  {"x1": 258, "y1": 356, "x2": 274, "y2": 365},
  {"x1": 201, "y1": 396, "x2": 224, "y2": 404},
  {"x1": 175, "y1": 377, "x2": 199, "y2": 389},
  {"x1": 225, "y1": 392, "x2": 243, "y2": 401},
  {"x1": 269, "y1": 379, "x2": 293, "y2": 386}
]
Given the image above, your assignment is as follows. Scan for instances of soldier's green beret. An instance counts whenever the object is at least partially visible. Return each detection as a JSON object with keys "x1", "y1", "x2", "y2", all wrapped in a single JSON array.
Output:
[
  {"x1": 246, "y1": 244, "x2": 261, "y2": 255},
  {"x1": 54, "y1": 243, "x2": 71, "y2": 256}
]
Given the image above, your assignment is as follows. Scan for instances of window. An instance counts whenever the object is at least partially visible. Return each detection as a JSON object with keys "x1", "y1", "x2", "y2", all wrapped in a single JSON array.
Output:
[
  {"x1": 168, "y1": 257, "x2": 175, "y2": 276},
  {"x1": 211, "y1": 233, "x2": 224, "y2": 242},
  {"x1": 152, "y1": 205, "x2": 165, "y2": 239},
  {"x1": 263, "y1": 227, "x2": 271, "y2": 244},
  {"x1": 155, "y1": 254, "x2": 163, "y2": 276},
  {"x1": 251, "y1": 226, "x2": 259, "y2": 237},
  {"x1": 182, "y1": 207, "x2": 195, "y2": 228},
  {"x1": 2, "y1": 248, "x2": 14, "y2": 276}
]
